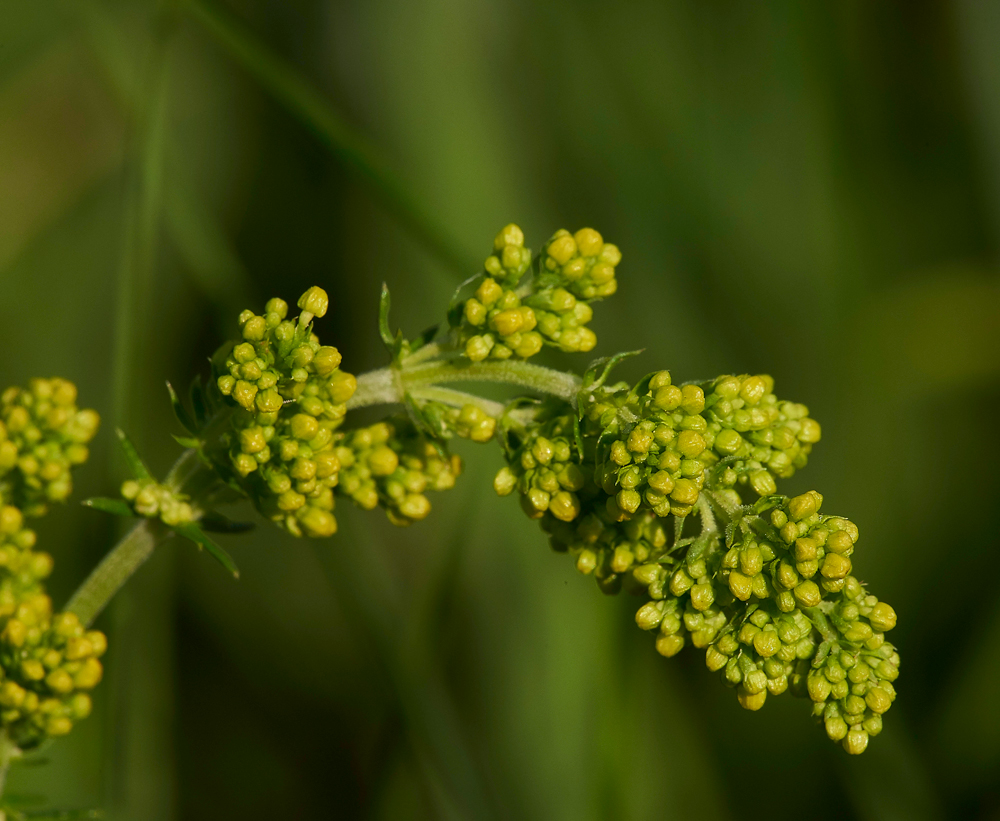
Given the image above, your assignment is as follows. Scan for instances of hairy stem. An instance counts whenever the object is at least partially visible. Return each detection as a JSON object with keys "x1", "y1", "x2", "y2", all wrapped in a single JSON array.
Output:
[
  {"x1": 347, "y1": 359, "x2": 583, "y2": 411},
  {"x1": 65, "y1": 520, "x2": 167, "y2": 627}
]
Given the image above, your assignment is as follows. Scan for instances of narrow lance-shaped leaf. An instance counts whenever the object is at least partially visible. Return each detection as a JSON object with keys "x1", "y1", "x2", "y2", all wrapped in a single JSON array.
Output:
[
  {"x1": 378, "y1": 282, "x2": 395, "y2": 349},
  {"x1": 171, "y1": 522, "x2": 240, "y2": 579},
  {"x1": 82, "y1": 498, "x2": 135, "y2": 518},
  {"x1": 166, "y1": 381, "x2": 197, "y2": 434},
  {"x1": 198, "y1": 511, "x2": 255, "y2": 534},
  {"x1": 115, "y1": 428, "x2": 152, "y2": 480},
  {"x1": 189, "y1": 374, "x2": 208, "y2": 427}
]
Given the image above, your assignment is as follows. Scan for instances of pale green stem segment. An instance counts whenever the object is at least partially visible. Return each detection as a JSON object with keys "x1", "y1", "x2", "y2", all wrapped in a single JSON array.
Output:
[
  {"x1": 0, "y1": 730, "x2": 20, "y2": 800},
  {"x1": 347, "y1": 358, "x2": 583, "y2": 411},
  {"x1": 406, "y1": 386, "x2": 506, "y2": 419},
  {"x1": 65, "y1": 519, "x2": 166, "y2": 628}
]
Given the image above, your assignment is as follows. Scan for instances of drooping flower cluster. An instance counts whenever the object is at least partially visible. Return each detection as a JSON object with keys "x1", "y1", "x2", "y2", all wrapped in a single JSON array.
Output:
[
  {"x1": 0, "y1": 378, "x2": 100, "y2": 517},
  {"x1": 0, "y1": 382, "x2": 107, "y2": 749},
  {"x1": 495, "y1": 370, "x2": 898, "y2": 754},
  {"x1": 452, "y1": 224, "x2": 620, "y2": 361}
]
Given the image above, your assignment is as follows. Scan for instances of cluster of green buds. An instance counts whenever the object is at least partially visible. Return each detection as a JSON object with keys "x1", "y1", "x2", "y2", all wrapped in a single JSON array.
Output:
[
  {"x1": 0, "y1": 444, "x2": 106, "y2": 749},
  {"x1": 0, "y1": 379, "x2": 100, "y2": 517},
  {"x1": 495, "y1": 364, "x2": 898, "y2": 752},
  {"x1": 0, "y1": 605, "x2": 106, "y2": 748},
  {"x1": 419, "y1": 402, "x2": 497, "y2": 444},
  {"x1": 334, "y1": 419, "x2": 463, "y2": 526},
  {"x1": 120, "y1": 478, "x2": 195, "y2": 527},
  {"x1": 212, "y1": 288, "x2": 357, "y2": 538},
  {"x1": 591, "y1": 371, "x2": 820, "y2": 520},
  {"x1": 452, "y1": 224, "x2": 620, "y2": 361}
]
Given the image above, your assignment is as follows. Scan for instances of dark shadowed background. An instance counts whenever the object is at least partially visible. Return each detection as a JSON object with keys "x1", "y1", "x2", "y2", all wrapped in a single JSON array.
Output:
[{"x1": 1, "y1": 1, "x2": 999, "y2": 819}]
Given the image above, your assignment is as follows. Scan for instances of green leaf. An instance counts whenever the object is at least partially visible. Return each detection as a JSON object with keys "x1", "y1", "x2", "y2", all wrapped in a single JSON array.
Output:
[
  {"x1": 572, "y1": 415, "x2": 585, "y2": 462},
  {"x1": 582, "y1": 349, "x2": 644, "y2": 394},
  {"x1": 410, "y1": 323, "x2": 440, "y2": 351},
  {"x1": 166, "y1": 381, "x2": 197, "y2": 434},
  {"x1": 378, "y1": 282, "x2": 395, "y2": 349},
  {"x1": 23, "y1": 809, "x2": 104, "y2": 819},
  {"x1": 447, "y1": 271, "x2": 483, "y2": 312},
  {"x1": 115, "y1": 428, "x2": 152, "y2": 480},
  {"x1": 198, "y1": 511, "x2": 254, "y2": 534},
  {"x1": 403, "y1": 394, "x2": 448, "y2": 457},
  {"x1": 172, "y1": 522, "x2": 240, "y2": 579},
  {"x1": 172, "y1": 435, "x2": 201, "y2": 449},
  {"x1": 82, "y1": 498, "x2": 135, "y2": 518}
]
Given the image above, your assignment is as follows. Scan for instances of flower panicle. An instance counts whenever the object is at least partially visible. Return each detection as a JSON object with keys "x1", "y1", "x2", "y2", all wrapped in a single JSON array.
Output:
[{"x1": 494, "y1": 367, "x2": 897, "y2": 754}]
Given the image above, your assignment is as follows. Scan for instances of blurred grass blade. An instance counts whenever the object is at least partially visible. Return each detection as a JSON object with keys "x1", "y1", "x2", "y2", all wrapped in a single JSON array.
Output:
[
  {"x1": 115, "y1": 428, "x2": 153, "y2": 480},
  {"x1": 183, "y1": 0, "x2": 476, "y2": 277},
  {"x1": 76, "y1": 0, "x2": 255, "y2": 327}
]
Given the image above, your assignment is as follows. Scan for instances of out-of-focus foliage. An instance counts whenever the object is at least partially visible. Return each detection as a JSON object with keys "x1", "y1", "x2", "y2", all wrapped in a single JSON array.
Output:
[{"x1": 0, "y1": 0, "x2": 997, "y2": 819}]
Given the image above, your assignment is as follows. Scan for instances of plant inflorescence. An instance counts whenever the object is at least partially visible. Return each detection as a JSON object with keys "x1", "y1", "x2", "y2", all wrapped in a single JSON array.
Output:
[{"x1": 1, "y1": 223, "x2": 900, "y2": 812}]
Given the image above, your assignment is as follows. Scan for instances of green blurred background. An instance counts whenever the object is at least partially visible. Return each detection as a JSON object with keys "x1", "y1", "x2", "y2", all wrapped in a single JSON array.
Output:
[{"x1": 1, "y1": 0, "x2": 999, "y2": 818}]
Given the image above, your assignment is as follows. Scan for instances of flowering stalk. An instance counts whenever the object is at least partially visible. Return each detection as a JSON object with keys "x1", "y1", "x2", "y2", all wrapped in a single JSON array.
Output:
[{"x1": 69, "y1": 221, "x2": 900, "y2": 757}]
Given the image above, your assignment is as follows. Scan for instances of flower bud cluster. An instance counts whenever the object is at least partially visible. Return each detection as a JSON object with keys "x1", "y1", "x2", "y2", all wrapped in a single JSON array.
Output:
[
  {"x1": 334, "y1": 419, "x2": 462, "y2": 526},
  {"x1": 493, "y1": 413, "x2": 586, "y2": 524},
  {"x1": 0, "y1": 504, "x2": 106, "y2": 748},
  {"x1": 0, "y1": 379, "x2": 100, "y2": 517},
  {"x1": 454, "y1": 225, "x2": 620, "y2": 361},
  {"x1": 495, "y1": 367, "x2": 896, "y2": 752},
  {"x1": 793, "y1": 576, "x2": 899, "y2": 754},
  {"x1": 538, "y1": 227, "x2": 620, "y2": 301},
  {"x1": 420, "y1": 402, "x2": 497, "y2": 444},
  {"x1": 213, "y1": 289, "x2": 357, "y2": 538},
  {"x1": 592, "y1": 371, "x2": 819, "y2": 520},
  {"x1": 121, "y1": 478, "x2": 195, "y2": 526},
  {"x1": 638, "y1": 492, "x2": 898, "y2": 752}
]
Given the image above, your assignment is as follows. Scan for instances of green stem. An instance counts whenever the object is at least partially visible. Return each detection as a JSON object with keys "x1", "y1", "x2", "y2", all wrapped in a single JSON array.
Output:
[
  {"x1": 65, "y1": 520, "x2": 167, "y2": 628},
  {"x1": 0, "y1": 730, "x2": 20, "y2": 802},
  {"x1": 347, "y1": 359, "x2": 582, "y2": 411},
  {"x1": 407, "y1": 386, "x2": 506, "y2": 418}
]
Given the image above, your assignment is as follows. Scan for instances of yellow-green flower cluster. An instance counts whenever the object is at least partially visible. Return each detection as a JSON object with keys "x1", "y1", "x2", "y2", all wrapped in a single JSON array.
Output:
[
  {"x1": 0, "y1": 504, "x2": 106, "y2": 749},
  {"x1": 214, "y1": 288, "x2": 357, "y2": 538},
  {"x1": 700, "y1": 374, "x2": 820, "y2": 497},
  {"x1": 797, "y1": 578, "x2": 899, "y2": 755},
  {"x1": 335, "y1": 419, "x2": 462, "y2": 526},
  {"x1": 494, "y1": 413, "x2": 587, "y2": 525},
  {"x1": 454, "y1": 224, "x2": 620, "y2": 361},
  {"x1": 421, "y1": 402, "x2": 497, "y2": 444},
  {"x1": 121, "y1": 478, "x2": 195, "y2": 527},
  {"x1": 0, "y1": 378, "x2": 100, "y2": 517},
  {"x1": 593, "y1": 371, "x2": 820, "y2": 519},
  {"x1": 460, "y1": 273, "x2": 544, "y2": 362},
  {"x1": 538, "y1": 227, "x2": 620, "y2": 300},
  {"x1": 630, "y1": 492, "x2": 898, "y2": 753},
  {"x1": 494, "y1": 368, "x2": 896, "y2": 753}
]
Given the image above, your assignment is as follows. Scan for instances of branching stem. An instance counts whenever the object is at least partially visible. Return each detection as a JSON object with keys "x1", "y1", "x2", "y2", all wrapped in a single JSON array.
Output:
[{"x1": 347, "y1": 358, "x2": 582, "y2": 411}]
